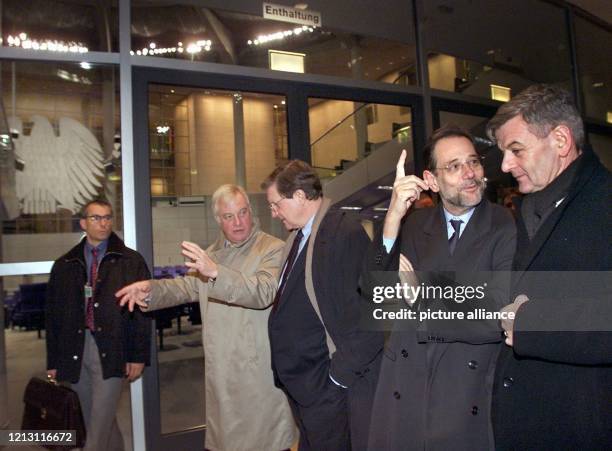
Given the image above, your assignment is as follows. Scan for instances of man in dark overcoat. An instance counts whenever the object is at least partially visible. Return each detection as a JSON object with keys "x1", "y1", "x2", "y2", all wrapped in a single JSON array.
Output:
[
  {"x1": 46, "y1": 199, "x2": 151, "y2": 451},
  {"x1": 487, "y1": 84, "x2": 612, "y2": 450},
  {"x1": 364, "y1": 125, "x2": 516, "y2": 450}
]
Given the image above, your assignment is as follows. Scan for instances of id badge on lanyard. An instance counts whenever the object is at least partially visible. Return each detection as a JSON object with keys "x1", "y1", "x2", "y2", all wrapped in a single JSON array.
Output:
[{"x1": 84, "y1": 283, "x2": 93, "y2": 299}]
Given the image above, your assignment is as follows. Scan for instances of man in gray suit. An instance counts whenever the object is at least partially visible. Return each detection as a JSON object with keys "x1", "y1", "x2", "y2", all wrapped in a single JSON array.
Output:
[{"x1": 364, "y1": 125, "x2": 516, "y2": 450}]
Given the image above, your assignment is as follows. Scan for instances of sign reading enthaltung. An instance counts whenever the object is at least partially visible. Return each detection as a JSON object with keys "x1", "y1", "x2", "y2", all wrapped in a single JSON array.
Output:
[{"x1": 263, "y1": 3, "x2": 322, "y2": 27}]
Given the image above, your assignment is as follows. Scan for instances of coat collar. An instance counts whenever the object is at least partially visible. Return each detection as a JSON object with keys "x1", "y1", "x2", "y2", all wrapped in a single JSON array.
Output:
[
  {"x1": 420, "y1": 200, "x2": 490, "y2": 261},
  {"x1": 513, "y1": 147, "x2": 599, "y2": 273},
  {"x1": 64, "y1": 231, "x2": 125, "y2": 264},
  {"x1": 280, "y1": 197, "x2": 331, "y2": 266}
]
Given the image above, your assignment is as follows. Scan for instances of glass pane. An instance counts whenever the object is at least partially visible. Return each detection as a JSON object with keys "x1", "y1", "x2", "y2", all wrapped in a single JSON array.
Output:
[
  {"x1": 575, "y1": 17, "x2": 612, "y2": 122},
  {"x1": 1, "y1": 0, "x2": 118, "y2": 52},
  {"x1": 0, "y1": 61, "x2": 122, "y2": 263},
  {"x1": 425, "y1": 0, "x2": 572, "y2": 99},
  {"x1": 588, "y1": 132, "x2": 612, "y2": 171},
  {"x1": 0, "y1": 274, "x2": 135, "y2": 450},
  {"x1": 132, "y1": 3, "x2": 417, "y2": 86},
  {"x1": 309, "y1": 98, "x2": 413, "y2": 175},
  {"x1": 439, "y1": 111, "x2": 517, "y2": 207},
  {"x1": 148, "y1": 84, "x2": 289, "y2": 434}
]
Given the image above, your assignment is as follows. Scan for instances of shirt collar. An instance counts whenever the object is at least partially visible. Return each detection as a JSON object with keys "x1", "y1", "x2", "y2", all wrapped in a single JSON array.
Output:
[
  {"x1": 85, "y1": 239, "x2": 108, "y2": 256},
  {"x1": 300, "y1": 213, "x2": 316, "y2": 240},
  {"x1": 443, "y1": 206, "x2": 475, "y2": 225}
]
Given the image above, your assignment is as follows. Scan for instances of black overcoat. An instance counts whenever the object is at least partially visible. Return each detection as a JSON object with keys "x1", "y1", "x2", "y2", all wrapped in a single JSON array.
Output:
[
  {"x1": 364, "y1": 200, "x2": 516, "y2": 451},
  {"x1": 492, "y1": 147, "x2": 612, "y2": 450},
  {"x1": 46, "y1": 232, "x2": 151, "y2": 383}
]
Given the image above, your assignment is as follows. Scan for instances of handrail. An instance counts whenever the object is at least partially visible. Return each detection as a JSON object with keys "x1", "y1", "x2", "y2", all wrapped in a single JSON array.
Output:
[{"x1": 309, "y1": 71, "x2": 410, "y2": 148}]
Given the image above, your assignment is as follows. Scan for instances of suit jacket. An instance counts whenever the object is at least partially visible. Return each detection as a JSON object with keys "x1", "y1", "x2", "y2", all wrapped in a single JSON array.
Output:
[
  {"x1": 492, "y1": 147, "x2": 612, "y2": 450},
  {"x1": 46, "y1": 232, "x2": 151, "y2": 383},
  {"x1": 364, "y1": 200, "x2": 516, "y2": 451},
  {"x1": 269, "y1": 198, "x2": 384, "y2": 407}
]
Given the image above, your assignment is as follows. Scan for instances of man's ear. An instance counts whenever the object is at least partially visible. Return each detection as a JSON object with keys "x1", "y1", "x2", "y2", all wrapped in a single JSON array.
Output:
[
  {"x1": 79, "y1": 218, "x2": 87, "y2": 231},
  {"x1": 294, "y1": 189, "x2": 306, "y2": 203},
  {"x1": 423, "y1": 170, "x2": 439, "y2": 193},
  {"x1": 551, "y1": 125, "x2": 573, "y2": 157}
]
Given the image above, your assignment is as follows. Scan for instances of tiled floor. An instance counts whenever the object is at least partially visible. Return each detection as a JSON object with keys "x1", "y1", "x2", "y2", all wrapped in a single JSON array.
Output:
[{"x1": 1, "y1": 319, "x2": 206, "y2": 450}]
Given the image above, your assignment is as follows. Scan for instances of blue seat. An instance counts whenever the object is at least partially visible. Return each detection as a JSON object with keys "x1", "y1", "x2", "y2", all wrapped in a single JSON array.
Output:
[{"x1": 11, "y1": 283, "x2": 47, "y2": 338}]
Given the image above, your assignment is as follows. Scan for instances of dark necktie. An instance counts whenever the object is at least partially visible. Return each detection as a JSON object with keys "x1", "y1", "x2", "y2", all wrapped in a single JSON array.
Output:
[
  {"x1": 273, "y1": 229, "x2": 303, "y2": 311},
  {"x1": 448, "y1": 219, "x2": 463, "y2": 255},
  {"x1": 86, "y1": 248, "x2": 98, "y2": 330}
]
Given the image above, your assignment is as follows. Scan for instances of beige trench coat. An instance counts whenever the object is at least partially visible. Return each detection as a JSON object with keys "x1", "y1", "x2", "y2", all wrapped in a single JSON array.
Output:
[{"x1": 146, "y1": 225, "x2": 297, "y2": 451}]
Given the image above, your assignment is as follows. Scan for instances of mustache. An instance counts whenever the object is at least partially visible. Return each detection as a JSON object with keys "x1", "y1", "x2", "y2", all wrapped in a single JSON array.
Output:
[{"x1": 461, "y1": 177, "x2": 487, "y2": 190}]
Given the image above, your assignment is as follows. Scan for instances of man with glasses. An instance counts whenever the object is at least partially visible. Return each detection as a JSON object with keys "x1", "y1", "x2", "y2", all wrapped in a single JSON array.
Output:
[
  {"x1": 364, "y1": 125, "x2": 516, "y2": 450},
  {"x1": 262, "y1": 161, "x2": 384, "y2": 451},
  {"x1": 45, "y1": 199, "x2": 151, "y2": 451},
  {"x1": 487, "y1": 84, "x2": 612, "y2": 450},
  {"x1": 116, "y1": 184, "x2": 297, "y2": 451}
]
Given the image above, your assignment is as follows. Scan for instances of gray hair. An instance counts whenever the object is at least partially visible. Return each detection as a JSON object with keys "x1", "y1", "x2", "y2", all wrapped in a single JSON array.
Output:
[
  {"x1": 211, "y1": 184, "x2": 251, "y2": 216},
  {"x1": 486, "y1": 84, "x2": 584, "y2": 149}
]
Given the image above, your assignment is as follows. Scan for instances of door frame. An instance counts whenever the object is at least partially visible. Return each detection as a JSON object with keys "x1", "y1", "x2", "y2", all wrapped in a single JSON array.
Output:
[{"x1": 132, "y1": 65, "x2": 424, "y2": 450}]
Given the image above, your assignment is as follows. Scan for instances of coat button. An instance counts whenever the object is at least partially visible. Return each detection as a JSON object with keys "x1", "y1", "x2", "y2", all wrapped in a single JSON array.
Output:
[
  {"x1": 73, "y1": 355, "x2": 78, "y2": 360},
  {"x1": 101, "y1": 352, "x2": 107, "y2": 358},
  {"x1": 503, "y1": 377, "x2": 514, "y2": 388},
  {"x1": 393, "y1": 391, "x2": 401, "y2": 399},
  {"x1": 77, "y1": 329, "x2": 83, "y2": 334},
  {"x1": 471, "y1": 406, "x2": 479, "y2": 415},
  {"x1": 401, "y1": 349, "x2": 409, "y2": 358},
  {"x1": 97, "y1": 326, "x2": 102, "y2": 332},
  {"x1": 94, "y1": 302, "x2": 99, "y2": 308},
  {"x1": 468, "y1": 360, "x2": 478, "y2": 369}
]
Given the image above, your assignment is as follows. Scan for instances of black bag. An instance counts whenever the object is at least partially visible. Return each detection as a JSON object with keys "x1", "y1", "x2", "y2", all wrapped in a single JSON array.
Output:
[{"x1": 21, "y1": 377, "x2": 86, "y2": 450}]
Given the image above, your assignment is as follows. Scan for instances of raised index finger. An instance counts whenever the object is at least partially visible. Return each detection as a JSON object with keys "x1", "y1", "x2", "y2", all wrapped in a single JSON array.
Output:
[{"x1": 395, "y1": 149, "x2": 407, "y2": 181}]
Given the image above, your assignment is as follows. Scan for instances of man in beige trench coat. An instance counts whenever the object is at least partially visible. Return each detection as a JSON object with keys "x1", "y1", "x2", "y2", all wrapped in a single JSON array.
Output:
[{"x1": 116, "y1": 184, "x2": 297, "y2": 451}]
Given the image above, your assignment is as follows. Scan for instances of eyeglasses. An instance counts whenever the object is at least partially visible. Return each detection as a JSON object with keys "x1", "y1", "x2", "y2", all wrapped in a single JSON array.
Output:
[
  {"x1": 268, "y1": 197, "x2": 288, "y2": 211},
  {"x1": 435, "y1": 156, "x2": 484, "y2": 175},
  {"x1": 85, "y1": 215, "x2": 113, "y2": 223}
]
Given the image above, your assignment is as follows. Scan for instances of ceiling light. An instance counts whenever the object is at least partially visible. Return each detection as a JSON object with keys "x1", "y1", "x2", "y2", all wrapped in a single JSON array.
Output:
[
  {"x1": 79, "y1": 62, "x2": 92, "y2": 70},
  {"x1": 340, "y1": 206, "x2": 362, "y2": 211},
  {"x1": 7, "y1": 33, "x2": 88, "y2": 53},
  {"x1": 248, "y1": 26, "x2": 315, "y2": 46},
  {"x1": 490, "y1": 84, "x2": 511, "y2": 102},
  {"x1": 269, "y1": 50, "x2": 305, "y2": 73}
]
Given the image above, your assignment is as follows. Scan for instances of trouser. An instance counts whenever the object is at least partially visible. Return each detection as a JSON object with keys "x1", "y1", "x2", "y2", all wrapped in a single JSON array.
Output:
[
  {"x1": 287, "y1": 379, "x2": 351, "y2": 451},
  {"x1": 72, "y1": 330, "x2": 125, "y2": 451}
]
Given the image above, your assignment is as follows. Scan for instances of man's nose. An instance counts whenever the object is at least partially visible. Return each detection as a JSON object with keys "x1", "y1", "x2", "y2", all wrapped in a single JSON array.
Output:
[
  {"x1": 462, "y1": 162, "x2": 476, "y2": 178},
  {"x1": 501, "y1": 151, "x2": 514, "y2": 173}
]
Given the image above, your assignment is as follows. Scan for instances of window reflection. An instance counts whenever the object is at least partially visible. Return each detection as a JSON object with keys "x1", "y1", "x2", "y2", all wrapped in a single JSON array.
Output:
[
  {"x1": 0, "y1": 62, "x2": 121, "y2": 263},
  {"x1": 1, "y1": 0, "x2": 118, "y2": 52},
  {"x1": 132, "y1": 5, "x2": 417, "y2": 85},
  {"x1": 575, "y1": 17, "x2": 612, "y2": 122},
  {"x1": 425, "y1": 0, "x2": 572, "y2": 99}
]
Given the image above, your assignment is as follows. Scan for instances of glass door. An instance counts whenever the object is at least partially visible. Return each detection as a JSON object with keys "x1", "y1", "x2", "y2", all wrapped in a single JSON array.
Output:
[{"x1": 132, "y1": 67, "x2": 422, "y2": 450}]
